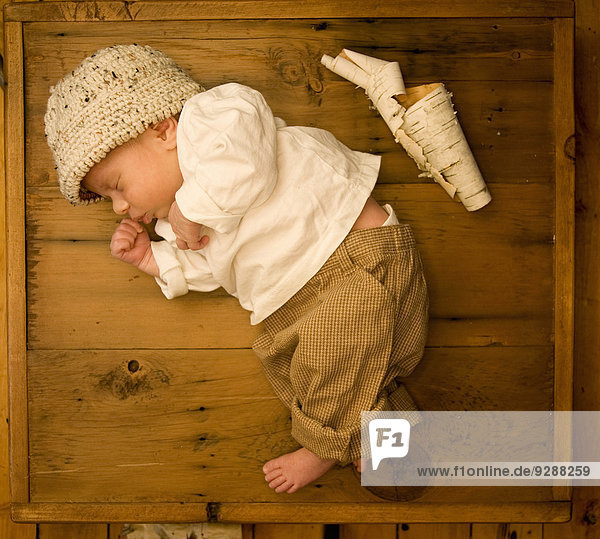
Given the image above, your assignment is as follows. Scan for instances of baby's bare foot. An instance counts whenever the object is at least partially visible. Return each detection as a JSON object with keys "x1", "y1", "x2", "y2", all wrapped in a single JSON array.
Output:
[{"x1": 263, "y1": 447, "x2": 338, "y2": 493}]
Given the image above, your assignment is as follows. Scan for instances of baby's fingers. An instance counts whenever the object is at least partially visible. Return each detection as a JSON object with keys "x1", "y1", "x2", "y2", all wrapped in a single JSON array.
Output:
[
  {"x1": 186, "y1": 235, "x2": 210, "y2": 250},
  {"x1": 118, "y1": 218, "x2": 144, "y2": 234},
  {"x1": 110, "y1": 236, "x2": 134, "y2": 257},
  {"x1": 174, "y1": 232, "x2": 209, "y2": 250},
  {"x1": 112, "y1": 228, "x2": 137, "y2": 249},
  {"x1": 175, "y1": 237, "x2": 189, "y2": 250}
]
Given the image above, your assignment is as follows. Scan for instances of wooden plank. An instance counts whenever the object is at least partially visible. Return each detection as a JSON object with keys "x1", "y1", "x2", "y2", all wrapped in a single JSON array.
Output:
[
  {"x1": 5, "y1": 0, "x2": 575, "y2": 22},
  {"x1": 4, "y1": 21, "x2": 29, "y2": 505},
  {"x1": 25, "y1": 234, "x2": 553, "y2": 350},
  {"x1": 109, "y1": 524, "x2": 126, "y2": 538},
  {"x1": 552, "y1": 16, "x2": 575, "y2": 503},
  {"x1": 27, "y1": 348, "x2": 286, "y2": 503},
  {"x1": 544, "y1": 0, "x2": 600, "y2": 535},
  {"x1": 218, "y1": 502, "x2": 571, "y2": 523},
  {"x1": 552, "y1": 17, "x2": 575, "y2": 415},
  {"x1": 0, "y1": 512, "x2": 35, "y2": 539},
  {"x1": 0, "y1": 34, "x2": 36, "y2": 538},
  {"x1": 24, "y1": 182, "x2": 555, "y2": 349},
  {"x1": 544, "y1": 487, "x2": 598, "y2": 538},
  {"x1": 339, "y1": 524, "x2": 396, "y2": 539},
  {"x1": 395, "y1": 523, "x2": 470, "y2": 538},
  {"x1": 254, "y1": 524, "x2": 325, "y2": 538},
  {"x1": 471, "y1": 524, "x2": 502, "y2": 539},
  {"x1": 242, "y1": 524, "x2": 253, "y2": 539},
  {"x1": 27, "y1": 241, "x2": 258, "y2": 349},
  {"x1": 508, "y1": 524, "x2": 543, "y2": 538},
  {"x1": 472, "y1": 523, "x2": 543, "y2": 538},
  {"x1": 426, "y1": 317, "x2": 552, "y2": 348},
  {"x1": 405, "y1": 346, "x2": 554, "y2": 411},
  {"x1": 2, "y1": 14, "x2": 35, "y2": 539},
  {"x1": 26, "y1": 348, "x2": 552, "y2": 503},
  {"x1": 25, "y1": 17, "x2": 556, "y2": 187},
  {"x1": 38, "y1": 523, "x2": 108, "y2": 538},
  {"x1": 26, "y1": 80, "x2": 555, "y2": 189},
  {"x1": 23, "y1": 19, "x2": 555, "y2": 84},
  {"x1": 10, "y1": 501, "x2": 572, "y2": 524},
  {"x1": 5, "y1": 0, "x2": 576, "y2": 522},
  {"x1": 23, "y1": 181, "x2": 555, "y2": 242}
]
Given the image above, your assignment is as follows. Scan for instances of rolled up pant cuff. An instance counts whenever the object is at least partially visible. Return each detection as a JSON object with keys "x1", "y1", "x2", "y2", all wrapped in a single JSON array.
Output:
[
  {"x1": 290, "y1": 398, "x2": 355, "y2": 465},
  {"x1": 290, "y1": 382, "x2": 422, "y2": 467}
]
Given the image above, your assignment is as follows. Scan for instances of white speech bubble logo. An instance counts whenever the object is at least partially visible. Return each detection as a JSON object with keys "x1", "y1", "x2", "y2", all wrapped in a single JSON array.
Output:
[{"x1": 369, "y1": 418, "x2": 411, "y2": 470}]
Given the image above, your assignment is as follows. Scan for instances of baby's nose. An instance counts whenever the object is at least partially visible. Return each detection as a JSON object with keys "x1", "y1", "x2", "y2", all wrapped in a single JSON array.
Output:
[{"x1": 112, "y1": 197, "x2": 130, "y2": 215}]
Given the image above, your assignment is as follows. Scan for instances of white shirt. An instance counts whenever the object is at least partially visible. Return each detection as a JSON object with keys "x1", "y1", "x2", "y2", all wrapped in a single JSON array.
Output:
[{"x1": 150, "y1": 83, "x2": 381, "y2": 325}]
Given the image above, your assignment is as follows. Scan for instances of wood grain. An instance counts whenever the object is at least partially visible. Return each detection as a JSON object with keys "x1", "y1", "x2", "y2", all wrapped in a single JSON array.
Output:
[
  {"x1": 5, "y1": 0, "x2": 575, "y2": 22},
  {"x1": 215, "y1": 501, "x2": 570, "y2": 523},
  {"x1": 472, "y1": 523, "x2": 543, "y2": 538},
  {"x1": 5, "y1": 0, "x2": 576, "y2": 526},
  {"x1": 10, "y1": 501, "x2": 571, "y2": 523},
  {"x1": 544, "y1": 0, "x2": 600, "y2": 536},
  {"x1": 0, "y1": 24, "x2": 36, "y2": 539},
  {"x1": 551, "y1": 17, "x2": 575, "y2": 503},
  {"x1": 24, "y1": 233, "x2": 554, "y2": 349},
  {"x1": 339, "y1": 523, "x2": 396, "y2": 538},
  {"x1": 396, "y1": 523, "x2": 471, "y2": 538},
  {"x1": 38, "y1": 523, "x2": 107, "y2": 539},
  {"x1": 254, "y1": 524, "x2": 325, "y2": 538},
  {"x1": 5, "y1": 20, "x2": 29, "y2": 505},
  {"x1": 24, "y1": 19, "x2": 555, "y2": 187},
  {"x1": 24, "y1": 181, "x2": 555, "y2": 349},
  {"x1": 26, "y1": 348, "x2": 553, "y2": 502}
]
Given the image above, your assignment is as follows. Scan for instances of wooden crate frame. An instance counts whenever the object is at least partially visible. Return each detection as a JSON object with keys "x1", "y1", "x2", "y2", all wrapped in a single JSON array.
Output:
[{"x1": 4, "y1": 0, "x2": 574, "y2": 523}]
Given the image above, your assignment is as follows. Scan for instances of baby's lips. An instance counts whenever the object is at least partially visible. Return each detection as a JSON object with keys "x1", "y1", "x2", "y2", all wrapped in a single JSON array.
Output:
[{"x1": 131, "y1": 213, "x2": 153, "y2": 224}]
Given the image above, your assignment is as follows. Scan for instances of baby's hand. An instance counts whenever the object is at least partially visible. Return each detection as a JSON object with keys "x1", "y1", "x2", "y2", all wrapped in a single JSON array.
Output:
[
  {"x1": 168, "y1": 201, "x2": 210, "y2": 250},
  {"x1": 110, "y1": 219, "x2": 159, "y2": 277}
]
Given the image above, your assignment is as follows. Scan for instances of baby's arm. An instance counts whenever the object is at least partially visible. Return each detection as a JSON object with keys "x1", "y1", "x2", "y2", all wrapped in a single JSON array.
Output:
[
  {"x1": 150, "y1": 218, "x2": 220, "y2": 299},
  {"x1": 110, "y1": 219, "x2": 159, "y2": 277},
  {"x1": 110, "y1": 218, "x2": 219, "y2": 299},
  {"x1": 167, "y1": 200, "x2": 209, "y2": 251},
  {"x1": 174, "y1": 83, "x2": 278, "y2": 237}
]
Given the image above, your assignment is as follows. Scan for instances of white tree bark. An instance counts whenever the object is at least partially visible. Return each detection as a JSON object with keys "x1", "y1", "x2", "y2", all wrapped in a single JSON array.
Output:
[{"x1": 321, "y1": 49, "x2": 492, "y2": 211}]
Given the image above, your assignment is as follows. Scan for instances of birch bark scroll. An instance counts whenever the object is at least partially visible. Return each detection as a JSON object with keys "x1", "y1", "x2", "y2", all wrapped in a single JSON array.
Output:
[{"x1": 321, "y1": 49, "x2": 492, "y2": 211}]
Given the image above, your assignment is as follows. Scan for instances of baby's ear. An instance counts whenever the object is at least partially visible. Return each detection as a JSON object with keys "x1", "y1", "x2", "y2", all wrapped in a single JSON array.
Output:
[{"x1": 151, "y1": 117, "x2": 178, "y2": 149}]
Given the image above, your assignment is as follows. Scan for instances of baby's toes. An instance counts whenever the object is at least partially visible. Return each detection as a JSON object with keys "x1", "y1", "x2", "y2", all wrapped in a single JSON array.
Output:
[
  {"x1": 268, "y1": 475, "x2": 287, "y2": 490},
  {"x1": 264, "y1": 469, "x2": 283, "y2": 482},
  {"x1": 262, "y1": 458, "x2": 283, "y2": 474},
  {"x1": 286, "y1": 482, "x2": 301, "y2": 494},
  {"x1": 274, "y1": 478, "x2": 294, "y2": 493}
]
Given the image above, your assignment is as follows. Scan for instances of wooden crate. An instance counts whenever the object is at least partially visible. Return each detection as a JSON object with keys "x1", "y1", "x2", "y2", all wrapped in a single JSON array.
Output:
[{"x1": 5, "y1": 0, "x2": 574, "y2": 524}]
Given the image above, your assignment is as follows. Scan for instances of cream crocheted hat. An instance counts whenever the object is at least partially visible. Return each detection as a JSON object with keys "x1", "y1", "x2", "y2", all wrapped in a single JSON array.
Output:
[{"x1": 45, "y1": 43, "x2": 204, "y2": 205}]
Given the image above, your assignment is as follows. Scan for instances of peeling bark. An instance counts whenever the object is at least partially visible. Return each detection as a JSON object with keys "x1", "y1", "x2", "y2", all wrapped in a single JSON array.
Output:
[{"x1": 322, "y1": 49, "x2": 492, "y2": 211}]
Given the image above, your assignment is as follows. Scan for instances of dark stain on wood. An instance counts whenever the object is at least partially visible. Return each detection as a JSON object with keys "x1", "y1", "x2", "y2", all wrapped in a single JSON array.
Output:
[
  {"x1": 194, "y1": 433, "x2": 219, "y2": 450},
  {"x1": 95, "y1": 363, "x2": 170, "y2": 400}
]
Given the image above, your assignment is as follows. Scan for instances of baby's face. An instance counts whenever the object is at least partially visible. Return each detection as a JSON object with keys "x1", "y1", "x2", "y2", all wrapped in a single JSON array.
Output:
[{"x1": 82, "y1": 118, "x2": 183, "y2": 223}]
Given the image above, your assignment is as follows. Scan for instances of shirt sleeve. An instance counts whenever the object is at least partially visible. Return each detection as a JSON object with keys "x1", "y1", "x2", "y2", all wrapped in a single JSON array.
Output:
[
  {"x1": 175, "y1": 83, "x2": 279, "y2": 234},
  {"x1": 150, "y1": 220, "x2": 220, "y2": 299}
]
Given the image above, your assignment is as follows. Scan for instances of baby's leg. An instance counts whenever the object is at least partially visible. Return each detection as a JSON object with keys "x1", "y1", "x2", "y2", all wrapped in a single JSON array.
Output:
[
  {"x1": 255, "y1": 226, "x2": 428, "y2": 494},
  {"x1": 261, "y1": 268, "x2": 398, "y2": 493}
]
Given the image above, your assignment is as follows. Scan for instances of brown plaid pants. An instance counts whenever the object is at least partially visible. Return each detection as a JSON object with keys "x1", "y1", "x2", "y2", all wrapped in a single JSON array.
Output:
[{"x1": 252, "y1": 223, "x2": 428, "y2": 466}]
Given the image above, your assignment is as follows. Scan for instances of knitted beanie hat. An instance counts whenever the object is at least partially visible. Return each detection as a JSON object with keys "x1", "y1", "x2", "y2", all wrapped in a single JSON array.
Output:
[{"x1": 45, "y1": 43, "x2": 204, "y2": 205}]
